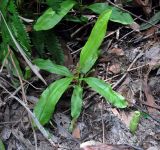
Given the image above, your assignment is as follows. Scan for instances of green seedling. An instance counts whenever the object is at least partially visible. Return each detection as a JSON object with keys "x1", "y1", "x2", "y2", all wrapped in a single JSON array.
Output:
[
  {"x1": 129, "y1": 111, "x2": 141, "y2": 134},
  {"x1": 33, "y1": 10, "x2": 128, "y2": 130}
]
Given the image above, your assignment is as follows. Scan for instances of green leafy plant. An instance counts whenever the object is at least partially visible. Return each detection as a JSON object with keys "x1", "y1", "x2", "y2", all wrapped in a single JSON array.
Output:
[
  {"x1": 32, "y1": 31, "x2": 64, "y2": 65},
  {"x1": 0, "y1": 1, "x2": 31, "y2": 81},
  {"x1": 0, "y1": 1, "x2": 31, "y2": 58},
  {"x1": 0, "y1": 1, "x2": 64, "y2": 83},
  {"x1": 34, "y1": 1, "x2": 134, "y2": 32},
  {"x1": 32, "y1": 0, "x2": 134, "y2": 67},
  {"x1": 33, "y1": 10, "x2": 128, "y2": 129}
]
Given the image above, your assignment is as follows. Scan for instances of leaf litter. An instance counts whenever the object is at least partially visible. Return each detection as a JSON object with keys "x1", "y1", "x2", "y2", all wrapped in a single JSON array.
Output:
[{"x1": 1, "y1": 2, "x2": 160, "y2": 150}]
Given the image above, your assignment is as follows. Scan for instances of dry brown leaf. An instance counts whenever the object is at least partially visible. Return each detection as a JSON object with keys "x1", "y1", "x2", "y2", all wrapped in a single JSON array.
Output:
[
  {"x1": 143, "y1": 79, "x2": 157, "y2": 113},
  {"x1": 118, "y1": 77, "x2": 136, "y2": 106},
  {"x1": 80, "y1": 141, "x2": 136, "y2": 150},
  {"x1": 133, "y1": 0, "x2": 152, "y2": 15},
  {"x1": 59, "y1": 39, "x2": 73, "y2": 67},
  {"x1": 54, "y1": 113, "x2": 71, "y2": 138},
  {"x1": 110, "y1": 48, "x2": 124, "y2": 56},
  {"x1": 72, "y1": 125, "x2": 81, "y2": 139},
  {"x1": 129, "y1": 22, "x2": 140, "y2": 31},
  {"x1": 111, "y1": 109, "x2": 135, "y2": 128},
  {"x1": 108, "y1": 63, "x2": 121, "y2": 74},
  {"x1": 143, "y1": 26, "x2": 158, "y2": 37}
]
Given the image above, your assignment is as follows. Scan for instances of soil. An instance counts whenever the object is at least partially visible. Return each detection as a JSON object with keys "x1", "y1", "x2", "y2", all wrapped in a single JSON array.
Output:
[{"x1": 0, "y1": 1, "x2": 160, "y2": 150}]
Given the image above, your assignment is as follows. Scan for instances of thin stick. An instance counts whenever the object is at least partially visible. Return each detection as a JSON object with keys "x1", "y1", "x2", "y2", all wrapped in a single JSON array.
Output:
[
  {"x1": 112, "y1": 52, "x2": 144, "y2": 89},
  {"x1": 0, "y1": 11, "x2": 46, "y2": 85},
  {"x1": 0, "y1": 84, "x2": 57, "y2": 147},
  {"x1": 141, "y1": 101, "x2": 160, "y2": 111},
  {"x1": 71, "y1": 20, "x2": 95, "y2": 38},
  {"x1": 9, "y1": 48, "x2": 38, "y2": 150},
  {"x1": 101, "y1": 99, "x2": 105, "y2": 143}
]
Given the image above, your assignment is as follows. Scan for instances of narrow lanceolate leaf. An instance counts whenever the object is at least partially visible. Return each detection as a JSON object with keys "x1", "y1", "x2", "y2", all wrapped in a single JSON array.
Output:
[
  {"x1": 71, "y1": 85, "x2": 83, "y2": 120},
  {"x1": 83, "y1": 77, "x2": 128, "y2": 108},
  {"x1": 33, "y1": 58, "x2": 73, "y2": 77},
  {"x1": 34, "y1": 0, "x2": 76, "y2": 31},
  {"x1": 34, "y1": 77, "x2": 73, "y2": 125},
  {"x1": 79, "y1": 10, "x2": 112, "y2": 74}
]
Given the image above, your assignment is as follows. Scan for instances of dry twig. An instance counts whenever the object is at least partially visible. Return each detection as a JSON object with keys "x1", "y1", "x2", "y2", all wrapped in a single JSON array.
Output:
[{"x1": 0, "y1": 85, "x2": 57, "y2": 148}]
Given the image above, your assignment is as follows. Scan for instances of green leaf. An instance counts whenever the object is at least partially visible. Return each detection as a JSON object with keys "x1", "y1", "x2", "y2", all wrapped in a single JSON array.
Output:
[
  {"x1": 46, "y1": 0, "x2": 63, "y2": 12},
  {"x1": 88, "y1": 3, "x2": 134, "y2": 25},
  {"x1": 34, "y1": 77, "x2": 73, "y2": 125},
  {"x1": 79, "y1": 10, "x2": 112, "y2": 74},
  {"x1": 0, "y1": 139, "x2": 5, "y2": 150},
  {"x1": 71, "y1": 85, "x2": 83, "y2": 119},
  {"x1": 140, "y1": 11, "x2": 160, "y2": 30},
  {"x1": 34, "y1": 0, "x2": 76, "y2": 31},
  {"x1": 83, "y1": 77, "x2": 128, "y2": 108},
  {"x1": 33, "y1": 58, "x2": 73, "y2": 77}
]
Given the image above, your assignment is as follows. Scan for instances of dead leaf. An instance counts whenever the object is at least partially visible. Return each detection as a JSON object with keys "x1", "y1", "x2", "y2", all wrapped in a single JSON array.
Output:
[
  {"x1": 59, "y1": 39, "x2": 73, "y2": 67},
  {"x1": 108, "y1": 63, "x2": 121, "y2": 74},
  {"x1": 143, "y1": 78, "x2": 157, "y2": 113},
  {"x1": 26, "y1": 25, "x2": 32, "y2": 32},
  {"x1": 0, "y1": 127, "x2": 12, "y2": 140},
  {"x1": 133, "y1": 0, "x2": 152, "y2": 15},
  {"x1": 142, "y1": 26, "x2": 158, "y2": 37},
  {"x1": 145, "y1": 44, "x2": 160, "y2": 62},
  {"x1": 147, "y1": 146, "x2": 159, "y2": 150},
  {"x1": 54, "y1": 113, "x2": 71, "y2": 138},
  {"x1": 80, "y1": 141, "x2": 136, "y2": 150},
  {"x1": 118, "y1": 77, "x2": 136, "y2": 106},
  {"x1": 111, "y1": 109, "x2": 135, "y2": 128},
  {"x1": 72, "y1": 124, "x2": 81, "y2": 139},
  {"x1": 38, "y1": 141, "x2": 53, "y2": 150},
  {"x1": 110, "y1": 48, "x2": 124, "y2": 56},
  {"x1": 12, "y1": 129, "x2": 34, "y2": 150},
  {"x1": 129, "y1": 22, "x2": 140, "y2": 31}
]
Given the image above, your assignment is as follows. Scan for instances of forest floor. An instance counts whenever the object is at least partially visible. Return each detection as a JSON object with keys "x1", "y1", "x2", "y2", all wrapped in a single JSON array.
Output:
[
  {"x1": 1, "y1": 26, "x2": 160, "y2": 150},
  {"x1": 0, "y1": 1, "x2": 160, "y2": 150}
]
